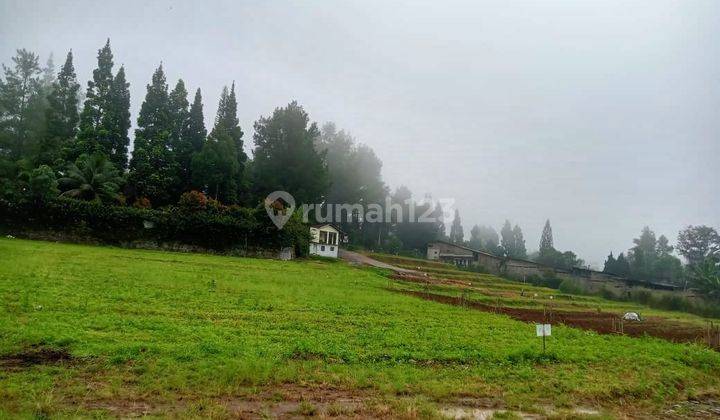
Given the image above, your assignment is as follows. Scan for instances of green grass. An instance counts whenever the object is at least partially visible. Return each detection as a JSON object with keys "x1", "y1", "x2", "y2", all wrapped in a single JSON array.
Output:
[
  {"x1": 372, "y1": 252, "x2": 717, "y2": 324},
  {"x1": 1, "y1": 238, "x2": 720, "y2": 418}
]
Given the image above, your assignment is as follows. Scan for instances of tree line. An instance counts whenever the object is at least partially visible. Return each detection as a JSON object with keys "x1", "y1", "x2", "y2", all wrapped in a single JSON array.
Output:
[
  {"x1": 446, "y1": 215, "x2": 584, "y2": 270},
  {"x1": 0, "y1": 41, "x2": 446, "y2": 251},
  {"x1": 2, "y1": 40, "x2": 717, "y2": 292},
  {"x1": 602, "y1": 225, "x2": 720, "y2": 292},
  {"x1": 445, "y1": 212, "x2": 719, "y2": 293},
  {"x1": 0, "y1": 41, "x2": 331, "y2": 207}
]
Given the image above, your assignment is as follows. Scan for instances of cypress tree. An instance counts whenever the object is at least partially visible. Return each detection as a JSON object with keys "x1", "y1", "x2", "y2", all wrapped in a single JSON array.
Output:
[
  {"x1": 500, "y1": 220, "x2": 513, "y2": 256},
  {"x1": 128, "y1": 64, "x2": 178, "y2": 205},
  {"x1": 41, "y1": 50, "x2": 80, "y2": 167},
  {"x1": 187, "y1": 88, "x2": 207, "y2": 153},
  {"x1": 603, "y1": 252, "x2": 617, "y2": 273},
  {"x1": 185, "y1": 88, "x2": 207, "y2": 190},
  {"x1": 192, "y1": 85, "x2": 242, "y2": 202},
  {"x1": 449, "y1": 209, "x2": 464, "y2": 244},
  {"x1": 512, "y1": 224, "x2": 527, "y2": 258},
  {"x1": 107, "y1": 65, "x2": 130, "y2": 169},
  {"x1": 539, "y1": 219, "x2": 554, "y2": 254},
  {"x1": 433, "y1": 202, "x2": 446, "y2": 240},
  {"x1": 168, "y1": 79, "x2": 191, "y2": 191},
  {"x1": 0, "y1": 49, "x2": 44, "y2": 160},
  {"x1": 616, "y1": 253, "x2": 630, "y2": 276},
  {"x1": 72, "y1": 39, "x2": 115, "y2": 161},
  {"x1": 212, "y1": 82, "x2": 245, "y2": 163}
]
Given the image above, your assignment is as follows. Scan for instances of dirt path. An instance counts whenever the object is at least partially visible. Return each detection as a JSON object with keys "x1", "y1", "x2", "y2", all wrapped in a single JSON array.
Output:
[{"x1": 339, "y1": 249, "x2": 424, "y2": 275}]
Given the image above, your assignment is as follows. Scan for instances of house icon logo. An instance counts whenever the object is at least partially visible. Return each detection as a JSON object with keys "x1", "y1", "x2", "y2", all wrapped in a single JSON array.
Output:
[{"x1": 264, "y1": 191, "x2": 296, "y2": 229}]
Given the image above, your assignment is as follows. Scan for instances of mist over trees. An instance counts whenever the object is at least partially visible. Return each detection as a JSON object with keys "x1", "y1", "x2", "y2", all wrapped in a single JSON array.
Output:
[
  {"x1": 1, "y1": 41, "x2": 718, "y2": 298},
  {"x1": 599, "y1": 225, "x2": 720, "y2": 290},
  {"x1": 0, "y1": 41, "x2": 447, "y2": 254},
  {"x1": 533, "y1": 220, "x2": 585, "y2": 270},
  {"x1": 468, "y1": 225, "x2": 500, "y2": 254},
  {"x1": 315, "y1": 122, "x2": 387, "y2": 247},
  {"x1": 499, "y1": 220, "x2": 527, "y2": 259},
  {"x1": 251, "y1": 101, "x2": 327, "y2": 205}
]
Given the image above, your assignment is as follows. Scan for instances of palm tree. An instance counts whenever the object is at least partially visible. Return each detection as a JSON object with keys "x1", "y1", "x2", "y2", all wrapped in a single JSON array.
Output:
[{"x1": 59, "y1": 154, "x2": 123, "y2": 203}]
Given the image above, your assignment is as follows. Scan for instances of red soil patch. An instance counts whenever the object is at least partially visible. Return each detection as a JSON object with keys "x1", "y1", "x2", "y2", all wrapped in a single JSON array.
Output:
[{"x1": 397, "y1": 289, "x2": 715, "y2": 347}]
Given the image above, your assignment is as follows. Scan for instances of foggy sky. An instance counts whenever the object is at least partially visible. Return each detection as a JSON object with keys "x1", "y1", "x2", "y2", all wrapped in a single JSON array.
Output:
[{"x1": 2, "y1": 0, "x2": 718, "y2": 267}]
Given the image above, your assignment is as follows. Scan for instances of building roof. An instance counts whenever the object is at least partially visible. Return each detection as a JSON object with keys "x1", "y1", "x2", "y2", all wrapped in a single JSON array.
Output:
[
  {"x1": 428, "y1": 240, "x2": 679, "y2": 290},
  {"x1": 430, "y1": 240, "x2": 543, "y2": 266},
  {"x1": 430, "y1": 239, "x2": 498, "y2": 259},
  {"x1": 310, "y1": 223, "x2": 347, "y2": 235}
]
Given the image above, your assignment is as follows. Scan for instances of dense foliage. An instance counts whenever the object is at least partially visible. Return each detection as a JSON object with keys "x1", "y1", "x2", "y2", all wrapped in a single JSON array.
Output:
[
  {"x1": 601, "y1": 226, "x2": 684, "y2": 285},
  {"x1": 0, "y1": 196, "x2": 308, "y2": 253},
  {"x1": 0, "y1": 41, "x2": 437, "y2": 254}
]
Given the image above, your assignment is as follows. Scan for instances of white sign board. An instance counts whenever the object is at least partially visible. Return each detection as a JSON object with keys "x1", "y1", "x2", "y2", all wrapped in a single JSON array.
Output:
[{"x1": 536, "y1": 324, "x2": 551, "y2": 337}]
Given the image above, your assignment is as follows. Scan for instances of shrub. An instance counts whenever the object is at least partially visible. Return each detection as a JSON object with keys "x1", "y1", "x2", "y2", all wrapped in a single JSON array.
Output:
[
  {"x1": 460, "y1": 264, "x2": 488, "y2": 274},
  {"x1": 133, "y1": 197, "x2": 151, "y2": 209},
  {"x1": 24, "y1": 165, "x2": 59, "y2": 202},
  {"x1": 599, "y1": 287, "x2": 619, "y2": 300},
  {"x1": 628, "y1": 289, "x2": 652, "y2": 305},
  {"x1": 655, "y1": 294, "x2": 689, "y2": 312},
  {"x1": 0, "y1": 198, "x2": 309, "y2": 253},
  {"x1": 178, "y1": 190, "x2": 208, "y2": 212},
  {"x1": 526, "y1": 272, "x2": 563, "y2": 289},
  {"x1": 558, "y1": 278, "x2": 588, "y2": 295},
  {"x1": 206, "y1": 197, "x2": 226, "y2": 213}
]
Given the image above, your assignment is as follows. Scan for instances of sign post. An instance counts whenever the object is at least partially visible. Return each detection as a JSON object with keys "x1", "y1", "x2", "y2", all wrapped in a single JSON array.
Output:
[{"x1": 536, "y1": 324, "x2": 551, "y2": 352}]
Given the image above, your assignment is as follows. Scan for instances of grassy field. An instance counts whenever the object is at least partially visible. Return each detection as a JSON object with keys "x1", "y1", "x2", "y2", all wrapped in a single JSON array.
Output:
[
  {"x1": 2, "y1": 238, "x2": 720, "y2": 418},
  {"x1": 369, "y1": 252, "x2": 716, "y2": 324}
]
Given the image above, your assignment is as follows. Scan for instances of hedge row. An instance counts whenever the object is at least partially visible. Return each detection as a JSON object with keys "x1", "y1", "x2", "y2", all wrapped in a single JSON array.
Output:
[{"x1": 0, "y1": 198, "x2": 309, "y2": 254}]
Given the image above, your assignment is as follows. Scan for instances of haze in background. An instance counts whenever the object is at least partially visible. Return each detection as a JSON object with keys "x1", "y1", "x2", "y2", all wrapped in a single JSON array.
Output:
[{"x1": 1, "y1": 0, "x2": 718, "y2": 267}]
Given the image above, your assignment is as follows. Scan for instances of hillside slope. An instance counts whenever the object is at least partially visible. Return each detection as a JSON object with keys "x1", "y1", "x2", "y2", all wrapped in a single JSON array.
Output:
[{"x1": 1, "y1": 239, "x2": 719, "y2": 418}]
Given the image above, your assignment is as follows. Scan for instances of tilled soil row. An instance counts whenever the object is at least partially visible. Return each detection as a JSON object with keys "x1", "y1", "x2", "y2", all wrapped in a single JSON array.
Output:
[{"x1": 396, "y1": 289, "x2": 712, "y2": 347}]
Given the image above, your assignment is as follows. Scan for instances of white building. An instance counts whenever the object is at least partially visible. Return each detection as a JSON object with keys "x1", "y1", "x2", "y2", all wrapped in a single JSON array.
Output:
[{"x1": 309, "y1": 224, "x2": 342, "y2": 258}]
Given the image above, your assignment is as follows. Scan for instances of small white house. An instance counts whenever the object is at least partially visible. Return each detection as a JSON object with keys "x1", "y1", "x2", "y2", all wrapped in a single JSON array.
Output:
[{"x1": 309, "y1": 224, "x2": 342, "y2": 258}]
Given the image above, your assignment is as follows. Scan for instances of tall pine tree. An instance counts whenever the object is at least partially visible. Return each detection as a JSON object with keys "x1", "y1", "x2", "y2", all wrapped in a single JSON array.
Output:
[
  {"x1": 107, "y1": 66, "x2": 130, "y2": 169},
  {"x1": 251, "y1": 101, "x2": 328, "y2": 205},
  {"x1": 0, "y1": 49, "x2": 44, "y2": 160},
  {"x1": 433, "y1": 202, "x2": 446, "y2": 240},
  {"x1": 500, "y1": 220, "x2": 513, "y2": 256},
  {"x1": 603, "y1": 252, "x2": 617, "y2": 273},
  {"x1": 539, "y1": 219, "x2": 554, "y2": 254},
  {"x1": 40, "y1": 50, "x2": 80, "y2": 167},
  {"x1": 615, "y1": 252, "x2": 630, "y2": 276},
  {"x1": 214, "y1": 82, "x2": 245, "y2": 164},
  {"x1": 128, "y1": 65, "x2": 178, "y2": 205},
  {"x1": 168, "y1": 79, "x2": 192, "y2": 192},
  {"x1": 187, "y1": 88, "x2": 207, "y2": 153},
  {"x1": 185, "y1": 88, "x2": 207, "y2": 190},
  {"x1": 72, "y1": 40, "x2": 115, "y2": 162},
  {"x1": 449, "y1": 209, "x2": 464, "y2": 244},
  {"x1": 512, "y1": 224, "x2": 527, "y2": 258},
  {"x1": 191, "y1": 85, "x2": 243, "y2": 202}
]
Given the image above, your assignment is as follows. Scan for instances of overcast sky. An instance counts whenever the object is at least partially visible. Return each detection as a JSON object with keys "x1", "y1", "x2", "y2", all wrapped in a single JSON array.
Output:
[{"x1": 2, "y1": 0, "x2": 718, "y2": 267}]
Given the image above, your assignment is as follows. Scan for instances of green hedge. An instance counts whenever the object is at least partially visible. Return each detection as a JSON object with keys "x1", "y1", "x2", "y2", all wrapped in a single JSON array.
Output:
[{"x1": 0, "y1": 198, "x2": 309, "y2": 255}]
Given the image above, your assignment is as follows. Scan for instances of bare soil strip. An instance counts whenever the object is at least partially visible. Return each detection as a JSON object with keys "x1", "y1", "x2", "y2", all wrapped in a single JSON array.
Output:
[{"x1": 395, "y1": 289, "x2": 711, "y2": 346}]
